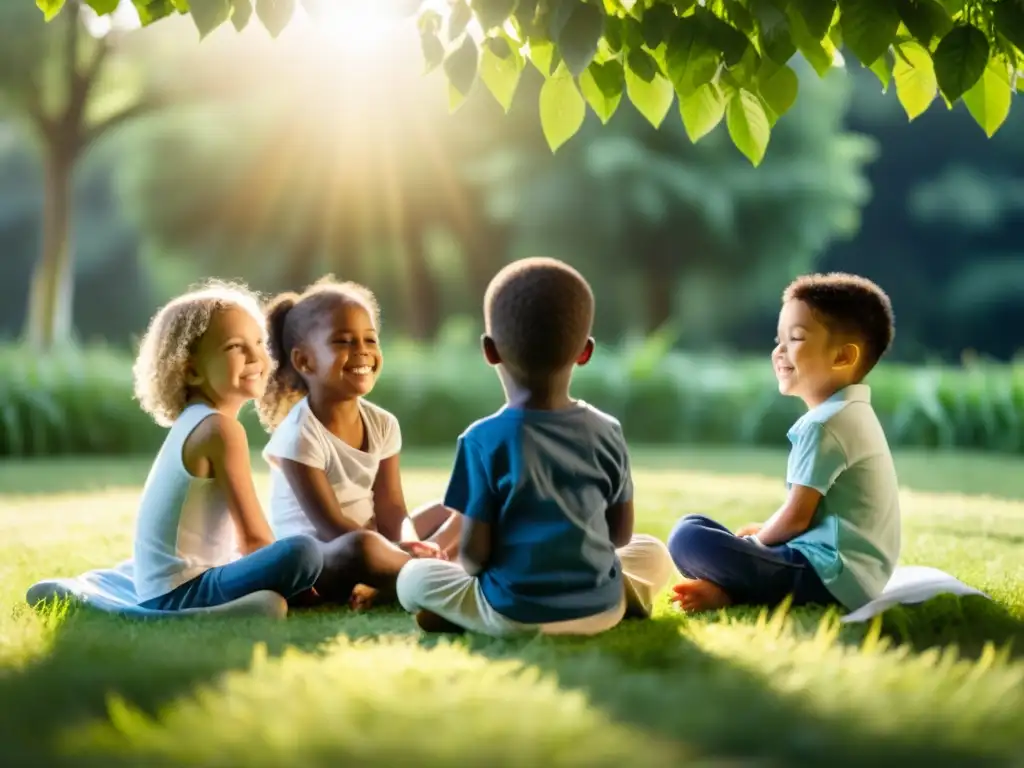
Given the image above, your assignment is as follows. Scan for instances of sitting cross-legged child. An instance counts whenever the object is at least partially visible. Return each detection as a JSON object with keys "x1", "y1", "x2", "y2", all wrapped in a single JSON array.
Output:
[
  {"x1": 396, "y1": 257, "x2": 676, "y2": 636},
  {"x1": 668, "y1": 272, "x2": 901, "y2": 615}
]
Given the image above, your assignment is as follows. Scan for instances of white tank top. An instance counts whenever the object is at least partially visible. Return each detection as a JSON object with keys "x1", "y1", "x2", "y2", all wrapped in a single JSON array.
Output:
[{"x1": 133, "y1": 403, "x2": 240, "y2": 602}]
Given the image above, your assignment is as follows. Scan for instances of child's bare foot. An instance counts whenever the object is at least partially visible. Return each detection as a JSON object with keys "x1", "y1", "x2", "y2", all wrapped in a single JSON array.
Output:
[
  {"x1": 414, "y1": 610, "x2": 466, "y2": 634},
  {"x1": 670, "y1": 579, "x2": 733, "y2": 613},
  {"x1": 349, "y1": 584, "x2": 378, "y2": 611}
]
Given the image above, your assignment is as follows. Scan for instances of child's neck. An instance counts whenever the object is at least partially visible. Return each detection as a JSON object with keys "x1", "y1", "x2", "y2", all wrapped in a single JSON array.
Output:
[
  {"x1": 186, "y1": 392, "x2": 245, "y2": 421},
  {"x1": 307, "y1": 390, "x2": 361, "y2": 435},
  {"x1": 501, "y1": 369, "x2": 575, "y2": 411},
  {"x1": 801, "y1": 378, "x2": 856, "y2": 410}
]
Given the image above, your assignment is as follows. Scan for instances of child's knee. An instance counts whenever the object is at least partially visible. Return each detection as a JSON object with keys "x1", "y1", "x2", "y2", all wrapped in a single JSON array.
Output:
[
  {"x1": 279, "y1": 535, "x2": 324, "y2": 585},
  {"x1": 395, "y1": 558, "x2": 439, "y2": 613},
  {"x1": 666, "y1": 517, "x2": 710, "y2": 569},
  {"x1": 629, "y1": 534, "x2": 675, "y2": 582}
]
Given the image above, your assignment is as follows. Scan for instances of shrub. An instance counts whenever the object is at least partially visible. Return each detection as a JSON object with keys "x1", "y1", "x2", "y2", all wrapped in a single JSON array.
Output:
[{"x1": 0, "y1": 343, "x2": 1022, "y2": 458}]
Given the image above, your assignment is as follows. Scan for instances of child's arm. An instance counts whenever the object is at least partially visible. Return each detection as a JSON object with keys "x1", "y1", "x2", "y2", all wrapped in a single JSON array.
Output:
[
  {"x1": 755, "y1": 422, "x2": 846, "y2": 546},
  {"x1": 445, "y1": 435, "x2": 495, "y2": 576},
  {"x1": 204, "y1": 415, "x2": 275, "y2": 555},
  {"x1": 371, "y1": 454, "x2": 417, "y2": 543},
  {"x1": 279, "y1": 460, "x2": 364, "y2": 539},
  {"x1": 605, "y1": 500, "x2": 635, "y2": 548},
  {"x1": 460, "y1": 518, "x2": 491, "y2": 577},
  {"x1": 750, "y1": 485, "x2": 822, "y2": 546}
]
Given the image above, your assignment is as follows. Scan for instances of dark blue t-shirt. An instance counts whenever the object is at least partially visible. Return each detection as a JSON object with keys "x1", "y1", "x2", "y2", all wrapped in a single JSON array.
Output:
[{"x1": 443, "y1": 401, "x2": 633, "y2": 624}]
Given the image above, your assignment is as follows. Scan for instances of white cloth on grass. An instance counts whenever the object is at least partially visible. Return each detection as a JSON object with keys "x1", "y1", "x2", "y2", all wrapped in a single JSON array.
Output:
[{"x1": 838, "y1": 565, "x2": 989, "y2": 624}]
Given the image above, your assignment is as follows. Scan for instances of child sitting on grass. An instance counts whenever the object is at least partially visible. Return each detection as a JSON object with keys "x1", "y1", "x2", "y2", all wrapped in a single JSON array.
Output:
[
  {"x1": 130, "y1": 281, "x2": 407, "y2": 617},
  {"x1": 257, "y1": 277, "x2": 459, "y2": 607},
  {"x1": 396, "y1": 257, "x2": 675, "y2": 636},
  {"x1": 668, "y1": 273, "x2": 900, "y2": 615}
]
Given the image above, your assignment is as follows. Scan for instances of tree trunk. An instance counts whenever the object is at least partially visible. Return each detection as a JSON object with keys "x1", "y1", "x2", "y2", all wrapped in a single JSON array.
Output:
[
  {"x1": 23, "y1": 151, "x2": 75, "y2": 351},
  {"x1": 401, "y1": 222, "x2": 442, "y2": 340}
]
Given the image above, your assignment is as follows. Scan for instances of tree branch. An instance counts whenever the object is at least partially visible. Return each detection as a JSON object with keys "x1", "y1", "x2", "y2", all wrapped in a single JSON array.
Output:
[{"x1": 80, "y1": 97, "x2": 164, "y2": 149}]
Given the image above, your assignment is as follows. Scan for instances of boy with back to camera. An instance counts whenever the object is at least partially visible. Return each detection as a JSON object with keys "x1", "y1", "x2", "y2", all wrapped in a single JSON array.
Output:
[
  {"x1": 396, "y1": 257, "x2": 675, "y2": 635},
  {"x1": 668, "y1": 273, "x2": 900, "y2": 614}
]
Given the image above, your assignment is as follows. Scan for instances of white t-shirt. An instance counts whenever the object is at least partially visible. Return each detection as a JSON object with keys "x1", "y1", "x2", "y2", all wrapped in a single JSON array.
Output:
[
  {"x1": 133, "y1": 403, "x2": 240, "y2": 603},
  {"x1": 262, "y1": 397, "x2": 402, "y2": 539}
]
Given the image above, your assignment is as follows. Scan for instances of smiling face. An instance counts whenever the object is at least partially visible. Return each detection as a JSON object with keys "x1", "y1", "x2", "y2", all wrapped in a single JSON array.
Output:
[
  {"x1": 188, "y1": 305, "x2": 270, "y2": 412},
  {"x1": 295, "y1": 299, "x2": 382, "y2": 400},
  {"x1": 772, "y1": 299, "x2": 860, "y2": 408}
]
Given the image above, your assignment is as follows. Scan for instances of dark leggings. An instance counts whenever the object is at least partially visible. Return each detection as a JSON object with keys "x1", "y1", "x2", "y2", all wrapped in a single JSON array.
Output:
[{"x1": 667, "y1": 515, "x2": 838, "y2": 607}]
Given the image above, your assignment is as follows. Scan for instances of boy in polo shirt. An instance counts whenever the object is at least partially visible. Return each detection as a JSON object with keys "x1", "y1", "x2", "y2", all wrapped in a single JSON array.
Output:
[{"x1": 667, "y1": 273, "x2": 900, "y2": 613}]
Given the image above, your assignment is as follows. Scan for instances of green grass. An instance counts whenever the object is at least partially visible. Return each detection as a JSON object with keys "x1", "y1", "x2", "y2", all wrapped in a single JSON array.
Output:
[{"x1": 2, "y1": 449, "x2": 1024, "y2": 767}]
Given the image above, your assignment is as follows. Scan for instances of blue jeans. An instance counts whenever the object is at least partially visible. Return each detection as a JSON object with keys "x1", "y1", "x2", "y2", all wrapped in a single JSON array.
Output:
[
  {"x1": 140, "y1": 535, "x2": 324, "y2": 611},
  {"x1": 667, "y1": 515, "x2": 837, "y2": 607}
]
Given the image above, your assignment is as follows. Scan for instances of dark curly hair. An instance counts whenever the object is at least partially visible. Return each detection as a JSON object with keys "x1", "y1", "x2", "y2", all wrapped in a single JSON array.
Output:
[
  {"x1": 483, "y1": 257, "x2": 595, "y2": 382},
  {"x1": 783, "y1": 272, "x2": 895, "y2": 375},
  {"x1": 258, "y1": 276, "x2": 380, "y2": 430}
]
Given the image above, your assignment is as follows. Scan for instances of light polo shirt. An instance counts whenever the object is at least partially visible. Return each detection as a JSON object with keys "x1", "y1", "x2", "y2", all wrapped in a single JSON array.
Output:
[{"x1": 785, "y1": 384, "x2": 901, "y2": 610}]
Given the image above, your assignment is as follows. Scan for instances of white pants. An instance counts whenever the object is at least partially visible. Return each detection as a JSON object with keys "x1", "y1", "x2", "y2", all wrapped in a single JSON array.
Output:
[{"x1": 396, "y1": 534, "x2": 676, "y2": 637}]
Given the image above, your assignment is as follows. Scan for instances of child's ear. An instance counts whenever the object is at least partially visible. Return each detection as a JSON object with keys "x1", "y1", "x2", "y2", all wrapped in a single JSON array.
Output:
[
  {"x1": 834, "y1": 342, "x2": 861, "y2": 371},
  {"x1": 481, "y1": 335, "x2": 501, "y2": 366},
  {"x1": 576, "y1": 337, "x2": 595, "y2": 367},
  {"x1": 291, "y1": 347, "x2": 313, "y2": 376},
  {"x1": 184, "y1": 360, "x2": 203, "y2": 387}
]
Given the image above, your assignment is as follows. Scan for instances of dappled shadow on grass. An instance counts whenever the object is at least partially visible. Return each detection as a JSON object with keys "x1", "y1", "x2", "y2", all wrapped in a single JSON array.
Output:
[{"x1": 0, "y1": 601, "x2": 349, "y2": 767}]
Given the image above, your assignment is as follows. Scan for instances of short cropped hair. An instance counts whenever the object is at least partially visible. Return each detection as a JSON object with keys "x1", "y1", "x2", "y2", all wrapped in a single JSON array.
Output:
[
  {"x1": 484, "y1": 257, "x2": 594, "y2": 379},
  {"x1": 783, "y1": 272, "x2": 895, "y2": 374},
  {"x1": 258, "y1": 275, "x2": 380, "y2": 430},
  {"x1": 133, "y1": 280, "x2": 264, "y2": 427}
]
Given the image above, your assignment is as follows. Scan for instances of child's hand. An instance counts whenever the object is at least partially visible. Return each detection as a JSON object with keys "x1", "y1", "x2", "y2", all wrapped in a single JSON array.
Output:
[
  {"x1": 399, "y1": 541, "x2": 448, "y2": 560},
  {"x1": 735, "y1": 523, "x2": 762, "y2": 537}
]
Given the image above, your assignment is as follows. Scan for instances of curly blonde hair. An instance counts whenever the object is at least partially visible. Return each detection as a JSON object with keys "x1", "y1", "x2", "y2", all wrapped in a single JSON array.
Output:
[
  {"x1": 133, "y1": 280, "x2": 266, "y2": 427},
  {"x1": 257, "y1": 276, "x2": 380, "y2": 431}
]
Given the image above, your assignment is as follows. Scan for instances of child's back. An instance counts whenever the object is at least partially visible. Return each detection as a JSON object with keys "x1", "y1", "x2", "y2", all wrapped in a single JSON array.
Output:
[{"x1": 453, "y1": 402, "x2": 631, "y2": 623}]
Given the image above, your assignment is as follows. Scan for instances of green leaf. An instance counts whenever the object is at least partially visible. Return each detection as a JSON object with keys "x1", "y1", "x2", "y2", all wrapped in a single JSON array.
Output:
[
  {"x1": 419, "y1": 8, "x2": 443, "y2": 34},
  {"x1": 867, "y1": 50, "x2": 891, "y2": 92},
  {"x1": 894, "y1": 0, "x2": 953, "y2": 47},
  {"x1": 696, "y1": 8, "x2": 750, "y2": 66},
  {"x1": 642, "y1": 2, "x2": 679, "y2": 48},
  {"x1": 753, "y1": 0, "x2": 796, "y2": 65},
  {"x1": 790, "y1": 0, "x2": 835, "y2": 39},
  {"x1": 480, "y1": 39, "x2": 523, "y2": 112},
  {"x1": 579, "y1": 59, "x2": 624, "y2": 123},
  {"x1": 838, "y1": 0, "x2": 900, "y2": 66},
  {"x1": 993, "y1": 0, "x2": 1024, "y2": 57},
  {"x1": 665, "y1": 16, "x2": 720, "y2": 96},
  {"x1": 472, "y1": 0, "x2": 518, "y2": 31},
  {"x1": 444, "y1": 33, "x2": 480, "y2": 95},
  {"x1": 933, "y1": 25, "x2": 989, "y2": 103},
  {"x1": 137, "y1": 0, "x2": 177, "y2": 25},
  {"x1": 555, "y1": 0, "x2": 605, "y2": 76},
  {"x1": 786, "y1": 5, "x2": 834, "y2": 75},
  {"x1": 758, "y1": 61, "x2": 798, "y2": 125},
  {"x1": 539, "y1": 68, "x2": 586, "y2": 152},
  {"x1": 448, "y1": 0, "x2": 472, "y2": 41},
  {"x1": 189, "y1": 0, "x2": 231, "y2": 37},
  {"x1": 963, "y1": 57, "x2": 1012, "y2": 137},
  {"x1": 420, "y1": 28, "x2": 446, "y2": 72},
  {"x1": 726, "y1": 88, "x2": 770, "y2": 166},
  {"x1": 626, "y1": 47, "x2": 660, "y2": 83},
  {"x1": 626, "y1": 64, "x2": 675, "y2": 127},
  {"x1": 486, "y1": 34, "x2": 514, "y2": 59},
  {"x1": 230, "y1": 0, "x2": 253, "y2": 31},
  {"x1": 36, "y1": 0, "x2": 65, "y2": 22},
  {"x1": 529, "y1": 38, "x2": 559, "y2": 76},
  {"x1": 255, "y1": 0, "x2": 295, "y2": 37},
  {"x1": 893, "y1": 41, "x2": 937, "y2": 120},
  {"x1": 86, "y1": 0, "x2": 121, "y2": 14},
  {"x1": 679, "y1": 81, "x2": 725, "y2": 142},
  {"x1": 449, "y1": 80, "x2": 467, "y2": 112},
  {"x1": 604, "y1": 15, "x2": 624, "y2": 52}
]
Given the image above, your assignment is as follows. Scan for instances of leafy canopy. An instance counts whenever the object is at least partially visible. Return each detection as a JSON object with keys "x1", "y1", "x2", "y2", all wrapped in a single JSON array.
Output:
[{"x1": 35, "y1": 0, "x2": 1024, "y2": 164}]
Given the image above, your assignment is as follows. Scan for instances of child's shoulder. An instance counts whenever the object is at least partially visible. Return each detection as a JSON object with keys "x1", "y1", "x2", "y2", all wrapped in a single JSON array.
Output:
[{"x1": 359, "y1": 398, "x2": 400, "y2": 431}]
